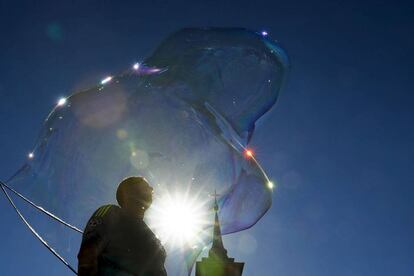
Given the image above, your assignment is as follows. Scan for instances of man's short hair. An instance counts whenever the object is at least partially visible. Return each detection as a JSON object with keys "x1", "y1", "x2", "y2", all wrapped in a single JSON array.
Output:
[{"x1": 116, "y1": 176, "x2": 153, "y2": 208}]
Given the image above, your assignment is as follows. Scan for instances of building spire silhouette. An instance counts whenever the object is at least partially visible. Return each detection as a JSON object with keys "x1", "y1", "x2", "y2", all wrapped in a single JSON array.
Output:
[
  {"x1": 209, "y1": 190, "x2": 228, "y2": 259},
  {"x1": 196, "y1": 190, "x2": 244, "y2": 276}
]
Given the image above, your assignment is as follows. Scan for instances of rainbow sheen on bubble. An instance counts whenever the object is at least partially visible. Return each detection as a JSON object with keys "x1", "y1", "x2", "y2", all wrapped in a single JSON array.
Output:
[{"x1": 7, "y1": 28, "x2": 288, "y2": 275}]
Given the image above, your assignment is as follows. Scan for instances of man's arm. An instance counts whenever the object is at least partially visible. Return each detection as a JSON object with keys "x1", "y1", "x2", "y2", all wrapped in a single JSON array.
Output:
[
  {"x1": 77, "y1": 232, "x2": 106, "y2": 276},
  {"x1": 78, "y1": 206, "x2": 112, "y2": 276}
]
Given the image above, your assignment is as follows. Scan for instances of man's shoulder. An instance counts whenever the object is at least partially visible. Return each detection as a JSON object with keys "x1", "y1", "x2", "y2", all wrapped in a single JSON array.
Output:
[
  {"x1": 83, "y1": 205, "x2": 121, "y2": 236},
  {"x1": 91, "y1": 204, "x2": 121, "y2": 219}
]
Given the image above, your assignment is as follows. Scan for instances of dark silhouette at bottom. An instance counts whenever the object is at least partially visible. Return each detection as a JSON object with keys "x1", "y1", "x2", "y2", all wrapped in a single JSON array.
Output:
[
  {"x1": 196, "y1": 193, "x2": 244, "y2": 276},
  {"x1": 78, "y1": 176, "x2": 166, "y2": 276}
]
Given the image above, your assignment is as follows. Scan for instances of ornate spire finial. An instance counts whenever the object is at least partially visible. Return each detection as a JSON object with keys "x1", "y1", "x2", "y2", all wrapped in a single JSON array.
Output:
[{"x1": 213, "y1": 189, "x2": 219, "y2": 212}]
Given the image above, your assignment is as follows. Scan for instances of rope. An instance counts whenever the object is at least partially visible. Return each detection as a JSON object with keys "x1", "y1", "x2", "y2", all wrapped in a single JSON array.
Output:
[
  {"x1": 0, "y1": 181, "x2": 83, "y2": 234},
  {"x1": 0, "y1": 181, "x2": 79, "y2": 275}
]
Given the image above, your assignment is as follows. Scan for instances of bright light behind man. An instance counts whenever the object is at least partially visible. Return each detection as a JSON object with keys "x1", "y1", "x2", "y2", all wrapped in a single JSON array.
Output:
[{"x1": 146, "y1": 190, "x2": 211, "y2": 249}]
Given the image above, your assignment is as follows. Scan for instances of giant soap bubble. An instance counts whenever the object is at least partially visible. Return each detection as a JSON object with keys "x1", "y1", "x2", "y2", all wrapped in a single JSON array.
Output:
[{"x1": 6, "y1": 28, "x2": 288, "y2": 275}]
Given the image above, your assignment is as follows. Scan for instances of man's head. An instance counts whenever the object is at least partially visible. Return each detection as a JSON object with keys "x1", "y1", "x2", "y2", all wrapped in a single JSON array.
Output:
[{"x1": 116, "y1": 176, "x2": 153, "y2": 215}]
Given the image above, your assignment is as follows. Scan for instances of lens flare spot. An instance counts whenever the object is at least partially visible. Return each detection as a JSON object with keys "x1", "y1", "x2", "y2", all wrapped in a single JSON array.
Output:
[
  {"x1": 267, "y1": 181, "x2": 274, "y2": 189},
  {"x1": 101, "y1": 76, "x2": 112, "y2": 85},
  {"x1": 116, "y1": 129, "x2": 128, "y2": 140},
  {"x1": 244, "y1": 149, "x2": 254, "y2": 158},
  {"x1": 130, "y1": 149, "x2": 149, "y2": 170},
  {"x1": 57, "y1": 98, "x2": 67, "y2": 106},
  {"x1": 133, "y1": 63, "x2": 140, "y2": 70}
]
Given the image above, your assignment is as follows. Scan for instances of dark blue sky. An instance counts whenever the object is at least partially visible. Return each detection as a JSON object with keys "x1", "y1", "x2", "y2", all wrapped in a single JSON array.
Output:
[{"x1": 1, "y1": 0, "x2": 413, "y2": 275}]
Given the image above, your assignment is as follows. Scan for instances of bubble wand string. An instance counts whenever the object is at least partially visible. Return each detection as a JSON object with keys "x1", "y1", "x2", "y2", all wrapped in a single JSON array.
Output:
[
  {"x1": 0, "y1": 180, "x2": 78, "y2": 275},
  {"x1": 0, "y1": 180, "x2": 83, "y2": 233}
]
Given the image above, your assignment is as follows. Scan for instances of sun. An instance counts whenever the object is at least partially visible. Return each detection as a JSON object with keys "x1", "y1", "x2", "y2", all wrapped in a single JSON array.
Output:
[{"x1": 146, "y1": 190, "x2": 211, "y2": 249}]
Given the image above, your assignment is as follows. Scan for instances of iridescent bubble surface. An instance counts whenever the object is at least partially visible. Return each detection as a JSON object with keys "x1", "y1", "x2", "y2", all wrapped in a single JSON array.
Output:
[{"x1": 7, "y1": 28, "x2": 288, "y2": 274}]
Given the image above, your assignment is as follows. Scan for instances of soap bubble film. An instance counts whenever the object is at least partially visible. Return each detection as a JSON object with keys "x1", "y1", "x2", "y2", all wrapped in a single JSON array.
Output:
[{"x1": 7, "y1": 28, "x2": 288, "y2": 274}]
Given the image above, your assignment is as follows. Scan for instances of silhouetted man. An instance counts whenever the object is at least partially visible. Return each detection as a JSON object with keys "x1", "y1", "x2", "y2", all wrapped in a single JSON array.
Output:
[{"x1": 78, "y1": 177, "x2": 167, "y2": 276}]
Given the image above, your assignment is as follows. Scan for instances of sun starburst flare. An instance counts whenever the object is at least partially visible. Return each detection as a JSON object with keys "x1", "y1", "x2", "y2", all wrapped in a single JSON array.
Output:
[{"x1": 146, "y1": 189, "x2": 212, "y2": 250}]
